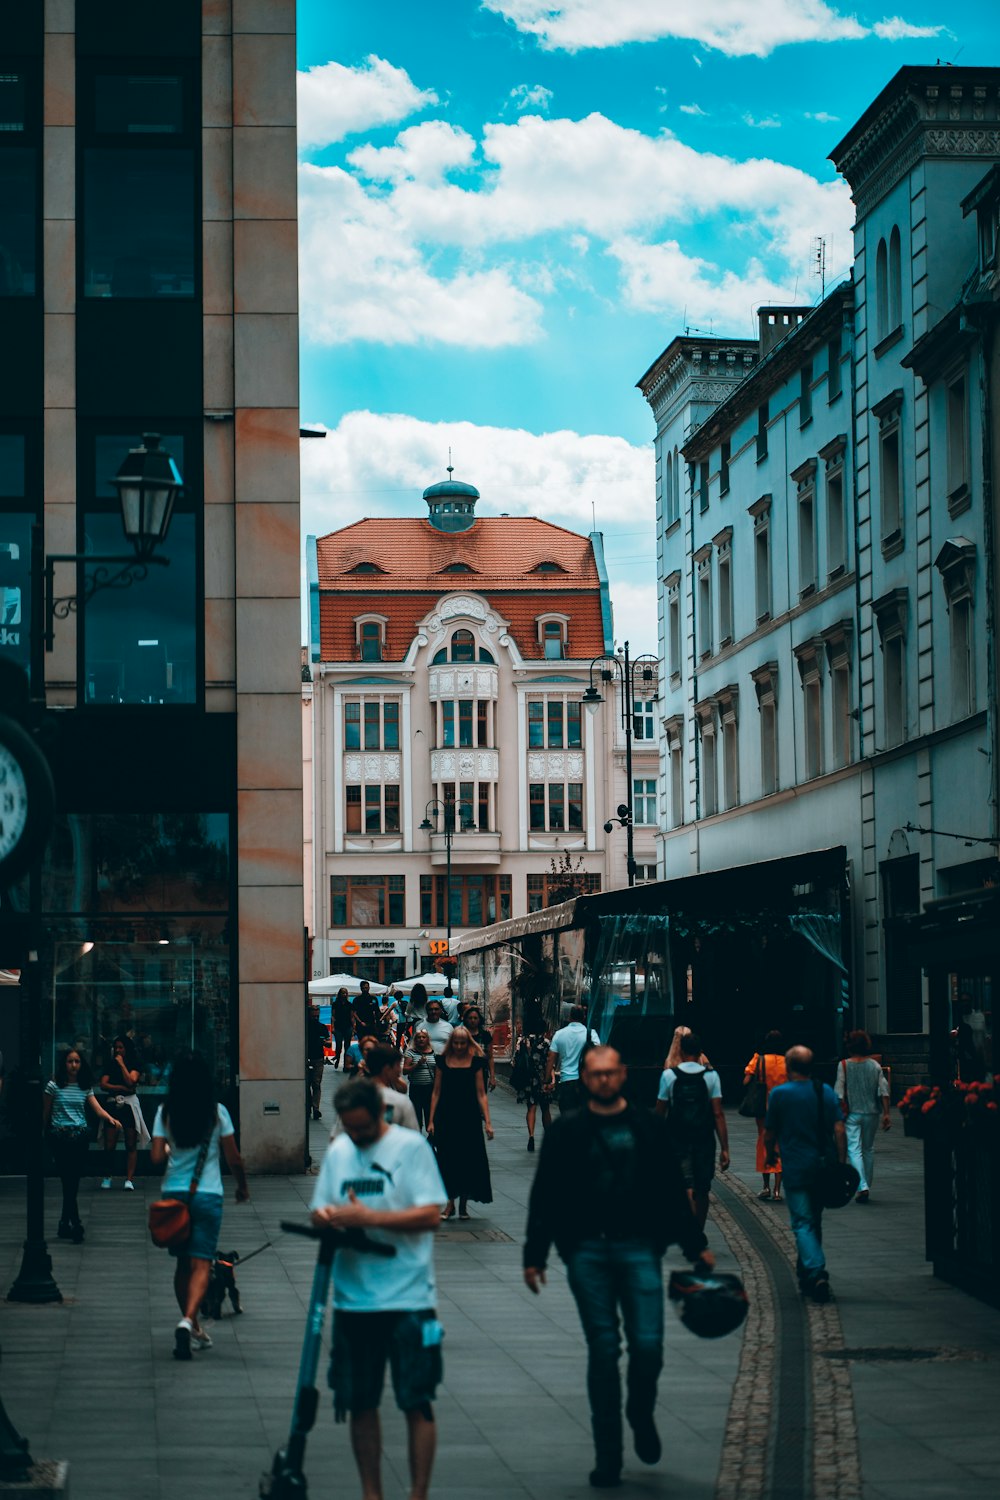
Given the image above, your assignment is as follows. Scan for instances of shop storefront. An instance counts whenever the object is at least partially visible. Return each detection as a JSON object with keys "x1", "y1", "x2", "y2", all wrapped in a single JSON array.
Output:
[{"x1": 318, "y1": 936, "x2": 418, "y2": 988}]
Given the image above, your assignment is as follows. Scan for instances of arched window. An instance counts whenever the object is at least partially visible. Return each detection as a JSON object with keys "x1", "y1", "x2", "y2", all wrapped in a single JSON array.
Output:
[
  {"x1": 888, "y1": 226, "x2": 902, "y2": 331},
  {"x1": 478, "y1": 647, "x2": 494, "y2": 663},
  {"x1": 451, "y1": 629, "x2": 475, "y2": 662},
  {"x1": 540, "y1": 620, "x2": 565, "y2": 660},
  {"x1": 358, "y1": 621, "x2": 382, "y2": 661},
  {"x1": 875, "y1": 237, "x2": 888, "y2": 341}
]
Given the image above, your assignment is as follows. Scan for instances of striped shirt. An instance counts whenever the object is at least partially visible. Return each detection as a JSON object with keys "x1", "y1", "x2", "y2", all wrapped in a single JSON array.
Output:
[{"x1": 45, "y1": 1080, "x2": 94, "y2": 1129}]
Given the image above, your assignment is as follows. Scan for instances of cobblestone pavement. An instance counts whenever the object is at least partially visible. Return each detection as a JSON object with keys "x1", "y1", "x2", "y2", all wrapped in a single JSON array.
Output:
[{"x1": 1, "y1": 1078, "x2": 999, "y2": 1500}]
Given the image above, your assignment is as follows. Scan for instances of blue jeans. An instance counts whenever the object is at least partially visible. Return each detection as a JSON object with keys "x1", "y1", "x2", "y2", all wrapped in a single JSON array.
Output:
[
  {"x1": 783, "y1": 1183, "x2": 825, "y2": 1282},
  {"x1": 565, "y1": 1239, "x2": 664, "y2": 1469}
]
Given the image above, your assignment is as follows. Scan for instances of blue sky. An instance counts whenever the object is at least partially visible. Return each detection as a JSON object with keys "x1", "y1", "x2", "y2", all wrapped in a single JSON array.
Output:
[{"x1": 296, "y1": 0, "x2": 993, "y2": 652}]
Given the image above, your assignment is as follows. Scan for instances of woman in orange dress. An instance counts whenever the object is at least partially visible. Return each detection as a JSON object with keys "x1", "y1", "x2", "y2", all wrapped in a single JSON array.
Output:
[{"x1": 742, "y1": 1030, "x2": 787, "y2": 1201}]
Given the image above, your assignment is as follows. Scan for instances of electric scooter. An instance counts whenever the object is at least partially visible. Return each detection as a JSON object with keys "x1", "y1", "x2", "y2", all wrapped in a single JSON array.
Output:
[{"x1": 259, "y1": 1219, "x2": 396, "y2": 1499}]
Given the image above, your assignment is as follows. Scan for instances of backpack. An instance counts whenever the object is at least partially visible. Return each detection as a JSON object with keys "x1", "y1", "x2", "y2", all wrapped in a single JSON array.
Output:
[{"x1": 667, "y1": 1067, "x2": 713, "y2": 1145}]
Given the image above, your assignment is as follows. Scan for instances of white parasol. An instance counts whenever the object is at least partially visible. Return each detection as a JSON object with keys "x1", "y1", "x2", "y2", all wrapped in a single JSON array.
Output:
[{"x1": 308, "y1": 973, "x2": 388, "y2": 997}]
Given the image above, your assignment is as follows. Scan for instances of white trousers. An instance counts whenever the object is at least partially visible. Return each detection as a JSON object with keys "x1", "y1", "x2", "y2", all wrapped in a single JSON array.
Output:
[{"x1": 845, "y1": 1112, "x2": 879, "y2": 1193}]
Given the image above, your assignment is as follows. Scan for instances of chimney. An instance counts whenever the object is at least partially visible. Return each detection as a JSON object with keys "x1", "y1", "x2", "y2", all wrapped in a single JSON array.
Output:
[{"x1": 758, "y1": 306, "x2": 811, "y2": 357}]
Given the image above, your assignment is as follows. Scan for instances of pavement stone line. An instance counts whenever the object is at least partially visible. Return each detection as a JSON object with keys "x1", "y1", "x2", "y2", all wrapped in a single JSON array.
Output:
[{"x1": 713, "y1": 1172, "x2": 863, "y2": 1500}]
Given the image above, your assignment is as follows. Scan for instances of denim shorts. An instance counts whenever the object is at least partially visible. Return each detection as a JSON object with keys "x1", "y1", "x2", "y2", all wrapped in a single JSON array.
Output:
[
  {"x1": 167, "y1": 1191, "x2": 224, "y2": 1261},
  {"x1": 328, "y1": 1309, "x2": 442, "y2": 1420}
]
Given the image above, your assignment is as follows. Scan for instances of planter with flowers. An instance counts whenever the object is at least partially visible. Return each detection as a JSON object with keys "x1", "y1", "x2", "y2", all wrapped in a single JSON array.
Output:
[{"x1": 897, "y1": 1079, "x2": 998, "y2": 1138}]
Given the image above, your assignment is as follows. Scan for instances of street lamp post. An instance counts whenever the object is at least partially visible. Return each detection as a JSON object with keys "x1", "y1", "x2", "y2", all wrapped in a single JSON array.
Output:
[
  {"x1": 583, "y1": 639, "x2": 659, "y2": 889},
  {"x1": 420, "y1": 798, "x2": 475, "y2": 985}
]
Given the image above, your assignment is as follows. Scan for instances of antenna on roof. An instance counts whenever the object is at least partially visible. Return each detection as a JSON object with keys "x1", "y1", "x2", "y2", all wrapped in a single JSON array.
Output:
[
  {"x1": 591, "y1": 500, "x2": 597, "y2": 532},
  {"x1": 447, "y1": 446, "x2": 454, "y2": 478},
  {"x1": 814, "y1": 236, "x2": 827, "y2": 299}
]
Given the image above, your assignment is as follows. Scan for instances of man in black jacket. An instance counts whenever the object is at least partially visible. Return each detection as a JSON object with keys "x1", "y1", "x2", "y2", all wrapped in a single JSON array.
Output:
[{"x1": 523, "y1": 1046, "x2": 714, "y2": 1490}]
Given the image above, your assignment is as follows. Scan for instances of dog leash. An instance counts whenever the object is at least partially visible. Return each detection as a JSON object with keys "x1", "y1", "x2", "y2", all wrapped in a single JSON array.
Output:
[{"x1": 227, "y1": 1240, "x2": 273, "y2": 1265}]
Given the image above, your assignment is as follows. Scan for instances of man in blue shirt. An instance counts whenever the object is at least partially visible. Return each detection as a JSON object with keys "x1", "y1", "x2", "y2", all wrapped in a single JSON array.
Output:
[{"x1": 764, "y1": 1046, "x2": 846, "y2": 1302}]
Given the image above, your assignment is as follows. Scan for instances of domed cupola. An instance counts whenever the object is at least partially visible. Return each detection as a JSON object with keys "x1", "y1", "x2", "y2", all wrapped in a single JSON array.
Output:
[{"x1": 423, "y1": 466, "x2": 479, "y2": 533}]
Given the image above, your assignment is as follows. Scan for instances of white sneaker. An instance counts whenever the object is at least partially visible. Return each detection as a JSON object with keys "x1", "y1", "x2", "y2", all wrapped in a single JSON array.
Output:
[
  {"x1": 123, "y1": 1180, "x2": 135, "y2": 1191},
  {"x1": 191, "y1": 1327, "x2": 213, "y2": 1350},
  {"x1": 100, "y1": 1177, "x2": 112, "y2": 1190}
]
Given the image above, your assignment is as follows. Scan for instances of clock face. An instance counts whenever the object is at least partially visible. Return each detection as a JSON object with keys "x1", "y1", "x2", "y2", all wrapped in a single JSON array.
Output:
[{"x1": 0, "y1": 743, "x2": 29, "y2": 862}]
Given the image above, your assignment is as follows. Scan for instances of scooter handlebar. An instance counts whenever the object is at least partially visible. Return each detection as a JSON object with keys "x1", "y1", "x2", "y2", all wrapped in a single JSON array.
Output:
[{"x1": 280, "y1": 1219, "x2": 397, "y2": 1257}]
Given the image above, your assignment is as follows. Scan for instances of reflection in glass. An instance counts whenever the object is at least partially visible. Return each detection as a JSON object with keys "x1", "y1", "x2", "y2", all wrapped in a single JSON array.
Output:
[
  {"x1": 94, "y1": 433, "x2": 184, "y2": 500},
  {"x1": 0, "y1": 149, "x2": 36, "y2": 296},
  {"x1": 42, "y1": 812, "x2": 229, "y2": 915},
  {"x1": 0, "y1": 434, "x2": 25, "y2": 494},
  {"x1": 96, "y1": 75, "x2": 183, "y2": 135},
  {"x1": 0, "y1": 72, "x2": 26, "y2": 131},
  {"x1": 83, "y1": 511, "x2": 196, "y2": 703},
  {"x1": 83, "y1": 149, "x2": 194, "y2": 297},
  {"x1": 0, "y1": 513, "x2": 33, "y2": 680}
]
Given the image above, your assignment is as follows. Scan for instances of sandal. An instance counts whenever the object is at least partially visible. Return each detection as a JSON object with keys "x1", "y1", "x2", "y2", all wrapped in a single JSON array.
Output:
[
  {"x1": 773, "y1": 1192, "x2": 782, "y2": 1203},
  {"x1": 757, "y1": 1188, "x2": 772, "y2": 1200}
]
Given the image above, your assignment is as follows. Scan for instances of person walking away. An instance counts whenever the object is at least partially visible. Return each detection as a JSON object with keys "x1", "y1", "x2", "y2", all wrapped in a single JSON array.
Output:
[
  {"x1": 764, "y1": 1045, "x2": 846, "y2": 1302},
  {"x1": 427, "y1": 1027, "x2": 493, "y2": 1220},
  {"x1": 403, "y1": 1028, "x2": 436, "y2": 1132},
  {"x1": 512, "y1": 1024, "x2": 551, "y2": 1152},
  {"x1": 332, "y1": 1046, "x2": 419, "y2": 1135},
  {"x1": 311, "y1": 1078, "x2": 446, "y2": 1500},
  {"x1": 546, "y1": 1005, "x2": 600, "y2": 1113},
  {"x1": 98, "y1": 1035, "x2": 149, "y2": 1189},
  {"x1": 462, "y1": 1005, "x2": 496, "y2": 1090},
  {"x1": 524, "y1": 1046, "x2": 714, "y2": 1490},
  {"x1": 655, "y1": 1031, "x2": 729, "y2": 1230},
  {"x1": 421, "y1": 1000, "x2": 454, "y2": 1057},
  {"x1": 44, "y1": 1049, "x2": 122, "y2": 1242},
  {"x1": 404, "y1": 981, "x2": 430, "y2": 1035},
  {"x1": 150, "y1": 1050, "x2": 249, "y2": 1359},
  {"x1": 332, "y1": 988, "x2": 354, "y2": 1070},
  {"x1": 308, "y1": 1004, "x2": 330, "y2": 1121},
  {"x1": 742, "y1": 1031, "x2": 787, "y2": 1200},
  {"x1": 835, "y1": 1030, "x2": 890, "y2": 1203},
  {"x1": 664, "y1": 1025, "x2": 712, "y2": 1070}
]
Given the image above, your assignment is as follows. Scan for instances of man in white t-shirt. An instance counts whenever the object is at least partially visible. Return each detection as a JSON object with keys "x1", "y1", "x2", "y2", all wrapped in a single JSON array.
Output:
[
  {"x1": 329, "y1": 1046, "x2": 419, "y2": 1138},
  {"x1": 311, "y1": 1076, "x2": 446, "y2": 1500},
  {"x1": 546, "y1": 1005, "x2": 601, "y2": 1113},
  {"x1": 654, "y1": 1031, "x2": 729, "y2": 1229},
  {"x1": 422, "y1": 1000, "x2": 454, "y2": 1056}
]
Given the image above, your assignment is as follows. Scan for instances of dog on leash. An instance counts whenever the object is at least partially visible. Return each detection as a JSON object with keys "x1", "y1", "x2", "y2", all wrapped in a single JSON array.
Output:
[{"x1": 202, "y1": 1250, "x2": 243, "y2": 1319}]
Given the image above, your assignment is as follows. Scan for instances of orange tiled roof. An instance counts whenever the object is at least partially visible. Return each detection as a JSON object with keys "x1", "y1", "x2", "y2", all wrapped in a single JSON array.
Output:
[{"x1": 316, "y1": 517, "x2": 606, "y2": 662}]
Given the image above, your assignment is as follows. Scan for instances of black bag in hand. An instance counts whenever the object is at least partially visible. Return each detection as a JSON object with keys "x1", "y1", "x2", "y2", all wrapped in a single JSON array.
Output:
[{"x1": 739, "y1": 1053, "x2": 767, "y2": 1119}]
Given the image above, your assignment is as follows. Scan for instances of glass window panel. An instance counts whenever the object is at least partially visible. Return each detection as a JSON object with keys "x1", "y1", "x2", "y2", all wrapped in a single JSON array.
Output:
[
  {"x1": 467, "y1": 880, "x2": 483, "y2": 926},
  {"x1": 352, "y1": 883, "x2": 381, "y2": 925},
  {"x1": 84, "y1": 148, "x2": 195, "y2": 298},
  {"x1": 568, "y1": 783, "x2": 583, "y2": 829},
  {"x1": 0, "y1": 149, "x2": 36, "y2": 296},
  {"x1": 0, "y1": 72, "x2": 27, "y2": 132},
  {"x1": 0, "y1": 435, "x2": 25, "y2": 495},
  {"x1": 384, "y1": 785, "x2": 400, "y2": 834},
  {"x1": 451, "y1": 630, "x2": 474, "y2": 662},
  {"x1": 500, "y1": 875, "x2": 512, "y2": 920},
  {"x1": 364, "y1": 701, "x2": 380, "y2": 750},
  {"x1": 345, "y1": 786, "x2": 361, "y2": 833},
  {"x1": 95, "y1": 75, "x2": 183, "y2": 135},
  {"x1": 477, "y1": 700, "x2": 488, "y2": 747},
  {"x1": 529, "y1": 784, "x2": 545, "y2": 830},
  {"x1": 459, "y1": 783, "x2": 474, "y2": 825},
  {"x1": 83, "y1": 511, "x2": 196, "y2": 704},
  {"x1": 331, "y1": 876, "x2": 347, "y2": 926},
  {"x1": 442, "y1": 701, "x2": 455, "y2": 748},
  {"x1": 478, "y1": 647, "x2": 494, "y2": 663},
  {"x1": 543, "y1": 623, "x2": 563, "y2": 659},
  {"x1": 344, "y1": 702, "x2": 360, "y2": 750},
  {"x1": 567, "y1": 700, "x2": 581, "y2": 747},
  {"x1": 419, "y1": 876, "x2": 432, "y2": 926},
  {"x1": 448, "y1": 879, "x2": 462, "y2": 926},
  {"x1": 364, "y1": 785, "x2": 381, "y2": 832},
  {"x1": 528, "y1": 700, "x2": 544, "y2": 748},
  {"x1": 0, "y1": 512, "x2": 33, "y2": 682},
  {"x1": 548, "y1": 701, "x2": 564, "y2": 748},
  {"x1": 383, "y1": 701, "x2": 399, "y2": 749},
  {"x1": 388, "y1": 877, "x2": 404, "y2": 924},
  {"x1": 549, "y1": 783, "x2": 565, "y2": 830},
  {"x1": 41, "y1": 811, "x2": 229, "y2": 916},
  {"x1": 459, "y1": 700, "x2": 473, "y2": 747},
  {"x1": 360, "y1": 622, "x2": 381, "y2": 661}
]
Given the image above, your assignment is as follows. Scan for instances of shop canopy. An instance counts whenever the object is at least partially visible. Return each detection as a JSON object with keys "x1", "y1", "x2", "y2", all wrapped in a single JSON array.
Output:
[
  {"x1": 391, "y1": 973, "x2": 451, "y2": 994},
  {"x1": 308, "y1": 973, "x2": 388, "y2": 997}
]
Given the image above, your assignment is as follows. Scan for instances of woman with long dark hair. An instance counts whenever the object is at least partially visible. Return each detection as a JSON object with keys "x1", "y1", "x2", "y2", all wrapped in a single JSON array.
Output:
[
  {"x1": 150, "y1": 1051, "x2": 249, "y2": 1360},
  {"x1": 44, "y1": 1049, "x2": 122, "y2": 1243},
  {"x1": 98, "y1": 1035, "x2": 149, "y2": 1190}
]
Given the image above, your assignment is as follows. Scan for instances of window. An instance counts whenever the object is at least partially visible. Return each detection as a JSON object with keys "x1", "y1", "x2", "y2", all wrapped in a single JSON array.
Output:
[
  {"x1": 345, "y1": 699, "x2": 398, "y2": 751},
  {"x1": 345, "y1": 701, "x2": 360, "y2": 750},
  {"x1": 528, "y1": 783, "x2": 583, "y2": 832},
  {"x1": 420, "y1": 874, "x2": 511, "y2": 927},
  {"x1": 699, "y1": 461, "x2": 709, "y2": 512},
  {"x1": 752, "y1": 664, "x2": 778, "y2": 797},
  {"x1": 820, "y1": 437, "x2": 848, "y2": 579},
  {"x1": 82, "y1": 65, "x2": 197, "y2": 299},
  {"x1": 946, "y1": 370, "x2": 970, "y2": 512},
  {"x1": 0, "y1": 64, "x2": 37, "y2": 297},
  {"x1": 695, "y1": 547, "x2": 712, "y2": 659},
  {"x1": 540, "y1": 619, "x2": 566, "y2": 659},
  {"x1": 633, "y1": 778, "x2": 657, "y2": 824},
  {"x1": 720, "y1": 439, "x2": 730, "y2": 497},
  {"x1": 527, "y1": 872, "x2": 601, "y2": 912},
  {"x1": 349, "y1": 561, "x2": 383, "y2": 574},
  {"x1": 794, "y1": 639, "x2": 824, "y2": 779},
  {"x1": 666, "y1": 572, "x2": 682, "y2": 683},
  {"x1": 792, "y1": 460, "x2": 817, "y2": 597},
  {"x1": 874, "y1": 392, "x2": 903, "y2": 551},
  {"x1": 442, "y1": 562, "x2": 473, "y2": 573},
  {"x1": 665, "y1": 717, "x2": 684, "y2": 828},
  {"x1": 526, "y1": 698, "x2": 581, "y2": 748},
  {"x1": 632, "y1": 699, "x2": 655, "y2": 741},
  {"x1": 935, "y1": 540, "x2": 976, "y2": 722},
  {"x1": 799, "y1": 361, "x2": 813, "y2": 426},
  {"x1": 756, "y1": 401, "x2": 768, "y2": 462},
  {"x1": 717, "y1": 688, "x2": 739, "y2": 810},
  {"x1": 750, "y1": 497, "x2": 771, "y2": 623},
  {"x1": 882, "y1": 857, "x2": 922, "y2": 1032},
  {"x1": 875, "y1": 237, "x2": 888, "y2": 341},
  {"x1": 345, "y1": 784, "x2": 400, "y2": 835},
  {"x1": 663, "y1": 439, "x2": 679, "y2": 528},
  {"x1": 441, "y1": 700, "x2": 455, "y2": 748},
  {"x1": 888, "y1": 226, "x2": 902, "y2": 331},
  {"x1": 695, "y1": 702, "x2": 717, "y2": 818},
  {"x1": 715, "y1": 529, "x2": 733, "y2": 647},
  {"x1": 873, "y1": 589, "x2": 908, "y2": 748},
  {"x1": 331, "y1": 875, "x2": 405, "y2": 927},
  {"x1": 345, "y1": 785, "x2": 362, "y2": 833},
  {"x1": 431, "y1": 633, "x2": 495, "y2": 664},
  {"x1": 828, "y1": 334, "x2": 842, "y2": 402},
  {"x1": 358, "y1": 621, "x2": 382, "y2": 661},
  {"x1": 364, "y1": 701, "x2": 380, "y2": 750},
  {"x1": 823, "y1": 624, "x2": 853, "y2": 770}
]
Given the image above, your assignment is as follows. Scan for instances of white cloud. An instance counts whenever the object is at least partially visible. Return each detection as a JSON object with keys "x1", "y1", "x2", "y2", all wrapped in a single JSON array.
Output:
[
  {"x1": 806, "y1": 110, "x2": 840, "y2": 122},
  {"x1": 872, "y1": 17, "x2": 946, "y2": 39},
  {"x1": 508, "y1": 82, "x2": 555, "y2": 112},
  {"x1": 609, "y1": 239, "x2": 790, "y2": 329},
  {"x1": 349, "y1": 121, "x2": 478, "y2": 184},
  {"x1": 743, "y1": 113, "x2": 782, "y2": 128},
  {"x1": 679, "y1": 103, "x2": 708, "y2": 116},
  {"x1": 481, "y1": 0, "x2": 867, "y2": 57},
  {"x1": 608, "y1": 578, "x2": 659, "y2": 655},
  {"x1": 300, "y1": 411, "x2": 651, "y2": 534},
  {"x1": 297, "y1": 55, "x2": 438, "y2": 151}
]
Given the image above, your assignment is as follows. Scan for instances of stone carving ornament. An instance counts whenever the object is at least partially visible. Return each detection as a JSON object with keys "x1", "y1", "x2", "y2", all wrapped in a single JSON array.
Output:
[
  {"x1": 345, "y1": 756, "x2": 362, "y2": 779},
  {"x1": 439, "y1": 595, "x2": 488, "y2": 623}
]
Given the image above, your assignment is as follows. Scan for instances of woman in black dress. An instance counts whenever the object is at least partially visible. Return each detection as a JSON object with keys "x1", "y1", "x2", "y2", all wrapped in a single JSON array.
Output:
[
  {"x1": 427, "y1": 1027, "x2": 493, "y2": 1220},
  {"x1": 462, "y1": 1005, "x2": 496, "y2": 1090}
]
